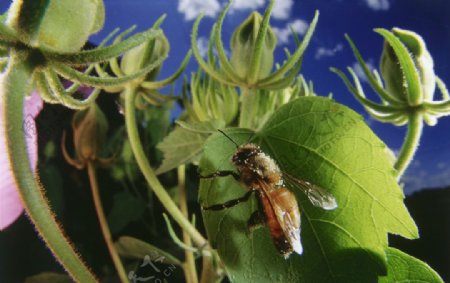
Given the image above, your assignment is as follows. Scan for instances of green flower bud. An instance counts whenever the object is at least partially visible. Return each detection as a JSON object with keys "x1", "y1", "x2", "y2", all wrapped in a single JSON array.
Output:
[
  {"x1": 72, "y1": 103, "x2": 108, "y2": 162},
  {"x1": 185, "y1": 71, "x2": 239, "y2": 125},
  {"x1": 380, "y1": 28, "x2": 435, "y2": 103},
  {"x1": 230, "y1": 12, "x2": 277, "y2": 81},
  {"x1": 6, "y1": 0, "x2": 104, "y2": 52},
  {"x1": 120, "y1": 31, "x2": 169, "y2": 82}
]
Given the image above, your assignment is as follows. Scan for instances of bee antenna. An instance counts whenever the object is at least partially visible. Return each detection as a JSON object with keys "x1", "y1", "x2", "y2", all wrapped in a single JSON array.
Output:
[{"x1": 217, "y1": 129, "x2": 239, "y2": 148}]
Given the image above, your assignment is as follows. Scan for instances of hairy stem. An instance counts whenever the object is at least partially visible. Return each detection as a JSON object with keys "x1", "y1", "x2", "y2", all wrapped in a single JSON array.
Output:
[
  {"x1": 178, "y1": 165, "x2": 199, "y2": 283},
  {"x1": 123, "y1": 87, "x2": 208, "y2": 248},
  {"x1": 239, "y1": 87, "x2": 256, "y2": 129},
  {"x1": 87, "y1": 162, "x2": 128, "y2": 283},
  {"x1": 200, "y1": 254, "x2": 224, "y2": 283},
  {"x1": 394, "y1": 112, "x2": 424, "y2": 178},
  {"x1": 2, "y1": 51, "x2": 97, "y2": 282}
]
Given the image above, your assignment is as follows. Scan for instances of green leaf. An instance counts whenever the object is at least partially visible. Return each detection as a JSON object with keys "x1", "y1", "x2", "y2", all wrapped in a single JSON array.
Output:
[
  {"x1": 379, "y1": 248, "x2": 443, "y2": 282},
  {"x1": 107, "y1": 191, "x2": 146, "y2": 235},
  {"x1": 199, "y1": 97, "x2": 417, "y2": 282},
  {"x1": 115, "y1": 236, "x2": 182, "y2": 266},
  {"x1": 155, "y1": 119, "x2": 225, "y2": 174}
]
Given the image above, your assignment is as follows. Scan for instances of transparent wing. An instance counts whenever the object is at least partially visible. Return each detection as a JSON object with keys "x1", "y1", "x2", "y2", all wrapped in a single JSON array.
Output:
[
  {"x1": 257, "y1": 180, "x2": 303, "y2": 256},
  {"x1": 282, "y1": 172, "x2": 338, "y2": 210},
  {"x1": 276, "y1": 203, "x2": 303, "y2": 255}
]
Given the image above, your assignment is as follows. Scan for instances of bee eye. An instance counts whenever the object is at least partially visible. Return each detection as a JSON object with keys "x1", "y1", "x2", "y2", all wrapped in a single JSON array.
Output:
[{"x1": 232, "y1": 152, "x2": 248, "y2": 164}]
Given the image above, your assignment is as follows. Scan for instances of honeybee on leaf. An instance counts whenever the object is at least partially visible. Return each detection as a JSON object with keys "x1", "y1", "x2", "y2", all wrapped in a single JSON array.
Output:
[{"x1": 201, "y1": 130, "x2": 337, "y2": 258}]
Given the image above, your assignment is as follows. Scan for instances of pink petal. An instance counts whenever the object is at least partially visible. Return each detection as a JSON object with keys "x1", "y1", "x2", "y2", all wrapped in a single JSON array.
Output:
[
  {"x1": 0, "y1": 74, "x2": 43, "y2": 230},
  {"x1": 25, "y1": 91, "x2": 44, "y2": 118}
]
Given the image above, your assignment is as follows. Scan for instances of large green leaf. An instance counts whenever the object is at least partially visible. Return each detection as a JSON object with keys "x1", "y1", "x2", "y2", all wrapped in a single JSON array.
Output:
[
  {"x1": 379, "y1": 248, "x2": 443, "y2": 282},
  {"x1": 199, "y1": 97, "x2": 418, "y2": 282}
]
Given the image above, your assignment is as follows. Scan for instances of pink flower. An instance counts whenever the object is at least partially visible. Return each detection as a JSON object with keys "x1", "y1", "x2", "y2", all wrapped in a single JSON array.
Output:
[{"x1": 0, "y1": 74, "x2": 43, "y2": 230}]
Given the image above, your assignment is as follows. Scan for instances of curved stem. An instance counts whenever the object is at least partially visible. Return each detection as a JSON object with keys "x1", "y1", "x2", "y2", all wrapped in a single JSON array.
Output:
[
  {"x1": 200, "y1": 254, "x2": 224, "y2": 283},
  {"x1": 239, "y1": 87, "x2": 256, "y2": 129},
  {"x1": 2, "y1": 52, "x2": 97, "y2": 282},
  {"x1": 123, "y1": 86, "x2": 208, "y2": 248},
  {"x1": 87, "y1": 162, "x2": 128, "y2": 283},
  {"x1": 394, "y1": 112, "x2": 424, "y2": 178},
  {"x1": 178, "y1": 165, "x2": 198, "y2": 283}
]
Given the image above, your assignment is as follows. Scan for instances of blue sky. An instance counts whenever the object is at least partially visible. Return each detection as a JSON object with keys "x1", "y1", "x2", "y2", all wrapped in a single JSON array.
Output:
[{"x1": 1, "y1": 0, "x2": 450, "y2": 194}]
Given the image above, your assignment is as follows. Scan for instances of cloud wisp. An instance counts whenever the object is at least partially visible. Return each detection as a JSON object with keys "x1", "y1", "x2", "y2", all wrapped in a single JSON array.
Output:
[
  {"x1": 229, "y1": 0, "x2": 265, "y2": 12},
  {"x1": 352, "y1": 60, "x2": 376, "y2": 83},
  {"x1": 315, "y1": 44, "x2": 344, "y2": 60},
  {"x1": 177, "y1": 0, "x2": 221, "y2": 21},
  {"x1": 196, "y1": 37, "x2": 209, "y2": 58},
  {"x1": 401, "y1": 161, "x2": 450, "y2": 195},
  {"x1": 364, "y1": 0, "x2": 390, "y2": 11},
  {"x1": 272, "y1": 19, "x2": 309, "y2": 45},
  {"x1": 272, "y1": 0, "x2": 294, "y2": 20}
]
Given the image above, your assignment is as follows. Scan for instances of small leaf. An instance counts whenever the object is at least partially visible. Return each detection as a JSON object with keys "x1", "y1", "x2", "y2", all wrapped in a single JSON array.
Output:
[
  {"x1": 155, "y1": 120, "x2": 225, "y2": 174},
  {"x1": 379, "y1": 248, "x2": 443, "y2": 282},
  {"x1": 24, "y1": 272, "x2": 72, "y2": 283},
  {"x1": 199, "y1": 97, "x2": 417, "y2": 282},
  {"x1": 115, "y1": 236, "x2": 182, "y2": 266},
  {"x1": 107, "y1": 191, "x2": 146, "y2": 235},
  {"x1": 176, "y1": 120, "x2": 224, "y2": 134}
]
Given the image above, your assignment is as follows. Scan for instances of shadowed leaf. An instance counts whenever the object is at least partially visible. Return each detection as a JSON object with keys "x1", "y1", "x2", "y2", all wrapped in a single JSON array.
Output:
[
  {"x1": 379, "y1": 248, "x2": 443, "y2": 282},
  {"x1": 115, "y1": 236, "x2": 182, "y2": 266}
]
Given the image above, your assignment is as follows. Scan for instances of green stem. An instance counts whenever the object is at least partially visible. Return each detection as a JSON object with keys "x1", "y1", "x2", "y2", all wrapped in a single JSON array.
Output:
[
  {"x1": 3, "y1": 52, "x2": 97, "y2": 282},
  {"x1": 87, "y1": 162, "x2": 128, "y2": 283},
  {"x1": 123, "y1": 86, "x2": 208, "y2": 248},
  {"x1": 178, "y1": 165, "x2": 198, "y2": 283},
  {"x1": 239, "y1": 87, "x2": 256, "y2": 128},
  {"x1": 394, "y1": 112, "x2": 424, "y2": 178},
  {"x1": 200, "y1": 254, "x2": 224, "y2": 283}
]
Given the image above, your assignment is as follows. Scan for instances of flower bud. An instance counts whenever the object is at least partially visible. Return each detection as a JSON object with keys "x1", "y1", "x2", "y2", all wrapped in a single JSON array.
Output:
[
  {"x1": 6, "y1": 0, "x2": 104, "y2": 52},
  {"x1": 230, "y1": 12, "x2": 277, "y2": 81},
  {"x1": 380, "y1": 28, "x2": 435, "y2": 104},
  {"x1": 72, "y1": 103, "x2": 108, "y2": 162},
  {"x1": 120, "y1": 31, "x2": 169, "y2": 82}
]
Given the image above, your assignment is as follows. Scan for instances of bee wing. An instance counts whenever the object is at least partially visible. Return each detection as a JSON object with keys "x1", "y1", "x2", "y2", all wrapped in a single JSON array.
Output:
[
  {"x1": 274, "y1": 202, "x2": 303, "y2": 255},
  {"x1": 282, "y1": 172, "x2": 338, "y2": 210},
  {"x1": 257, "y1": 180, "x2": 303, "y2": 256}
]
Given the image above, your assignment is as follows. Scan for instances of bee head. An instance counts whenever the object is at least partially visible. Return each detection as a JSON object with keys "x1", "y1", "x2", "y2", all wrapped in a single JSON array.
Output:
[{"x1": 231, "y1": 144, "x2": 261, "y2": 165}]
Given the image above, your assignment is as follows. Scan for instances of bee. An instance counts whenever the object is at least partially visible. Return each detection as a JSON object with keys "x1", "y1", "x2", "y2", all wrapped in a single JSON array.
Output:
[{"x1": 201, "y1": 130, "x2": 337, "y2": 258}]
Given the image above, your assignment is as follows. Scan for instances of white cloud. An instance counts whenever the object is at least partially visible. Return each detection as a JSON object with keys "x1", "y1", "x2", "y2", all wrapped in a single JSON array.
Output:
[
  {"x1": 272, "y1": 19, "x2": 309, "y2": 45},
  {"x1": 364, "y1": 0, "x2": 390, "y2": 11},
  {"x1": 315, "y1": 44, "x2": 343, "y2": 60},
  {"x1": 272, "y1": 0, "x2": 294, "y2": 20},
  {"x1": 196, "y1": 37, "x2": 209, "y2": 58},
  {"x1": 177, "y1": 0, "x2": 221, "y2": 21},
  {"x1": 229, "y1": 0, "x2": 265, "y2": 12},
  {"x1": 195, "y1": 36, "x2": 228, "y2": 58},
  {"x1": 401, "y1": 164, "x2": 450, "y2": 195},
  {"x1": 352, "y1": 60, "x2": 376, "y2": 83}
]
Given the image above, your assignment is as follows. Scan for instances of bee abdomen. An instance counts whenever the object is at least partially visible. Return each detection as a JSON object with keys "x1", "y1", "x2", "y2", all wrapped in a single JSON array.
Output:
[{"x1": 260, "y1": 193, "x2": 293, "y2": 255}]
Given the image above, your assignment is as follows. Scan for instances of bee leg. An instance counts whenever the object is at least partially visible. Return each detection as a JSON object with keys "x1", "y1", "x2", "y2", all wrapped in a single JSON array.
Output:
[
  {"x1": 247, "y1": 210, "x2": 266, "y2": 233},
  {"x1": 199, "y1": 170, "x2": 240, "y2": 181},
  {"x1": 202, "y1": 189, "x2": 256, "y2": 211}
]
